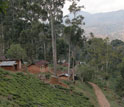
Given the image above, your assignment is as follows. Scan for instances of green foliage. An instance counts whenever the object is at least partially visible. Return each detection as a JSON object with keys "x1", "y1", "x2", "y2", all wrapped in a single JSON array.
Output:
[
  {"x1": 111, "y1": 39, "x2": 124, "y2": 47},
  {"x1": 117, "y1": 58, "x2": 124, "y2": 79},
  {"x1": 0, "y1": 0, "x2": 53, "y2": 62},
  {"x1": 56, "y1": 64, "x2": 68, "y2": 72},
  {"x1": 76, "y1": 64, "x2": 95, "y2": 82},
  {"x1": 44, "y1": 72, "x2": 51, "y2": 79},
  {"x1": 6, "y1": 44, "x2": 27, "y2": 60},
  {"x1": 0, "y1": 69, "x2": 93, "y2": 107},
  {"x1": 0, "y1": 0, "x2": 8, "y2": 14},
  {"x1": 73, "y1": 81, "x2": 98, "y2": 107},
  {"x1": 116, "y1": 78, "x2": 124, "y2": 97},
  {"x1": 93, "y1": 74, "x2": 124, "y2": 107},
  {"x1": 57, "y1": 38, "x2": 68, "y2": 60}
]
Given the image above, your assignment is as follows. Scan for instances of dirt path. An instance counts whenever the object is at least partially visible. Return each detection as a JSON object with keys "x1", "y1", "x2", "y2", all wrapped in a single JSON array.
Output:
[{"x1": 89, "y1": 82, "x2": 110, "y2": 107}]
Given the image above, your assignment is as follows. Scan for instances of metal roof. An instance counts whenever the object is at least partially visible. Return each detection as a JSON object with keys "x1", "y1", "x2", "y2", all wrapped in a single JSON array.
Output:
[
  {"x1": 0, "y1": 61, "x2": 17, "y2": 66},
  {"x1": 59, "y1": 73, "x2": 70, "y2": 77}
]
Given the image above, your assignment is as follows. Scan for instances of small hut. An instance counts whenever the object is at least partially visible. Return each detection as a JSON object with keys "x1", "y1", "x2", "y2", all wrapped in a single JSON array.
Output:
[
  {"x1": 58, "y1": 73, "x2": 70, "y2": 80},
  {"x1": 28, "y1": 60, "x2": 49, "y2": 74},
  {"x1": 0, "y1": 59, "x2": 22, "y2": 71}
]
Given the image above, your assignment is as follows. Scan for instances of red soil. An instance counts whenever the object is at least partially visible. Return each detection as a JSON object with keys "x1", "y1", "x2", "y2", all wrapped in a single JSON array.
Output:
[
  {"x1": 49, "y1": 76, "x2": 69, "y2": 88},
  {"x1": 27, "y1": 65, "x2": 50, "y2": 74}
]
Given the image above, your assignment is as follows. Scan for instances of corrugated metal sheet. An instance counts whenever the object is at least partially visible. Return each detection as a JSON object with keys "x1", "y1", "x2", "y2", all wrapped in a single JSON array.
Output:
[
  {"x1": 0, "y1": 61, "x2": 17, "y2": 66},
  {"x1": 59, "y1": 73, "x2": 70, "y2": 77}
]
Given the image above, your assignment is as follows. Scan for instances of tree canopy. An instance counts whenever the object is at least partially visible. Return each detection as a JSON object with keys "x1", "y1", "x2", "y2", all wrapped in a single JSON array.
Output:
[
  {"x1": 0, "y1": 0, "x2": 8, "y2": 14},
  {"x1": 6, "y1": 44, "x2": 27, "y2": 60}
]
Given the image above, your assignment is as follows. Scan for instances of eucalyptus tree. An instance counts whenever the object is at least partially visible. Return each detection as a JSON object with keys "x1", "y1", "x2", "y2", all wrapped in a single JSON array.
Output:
[
  {"x1": 1, "y1": 0, "x2": 49, "y2": 61},
  {"x1": 43, "y1": 0, "x2": 65, "y2": 76},
  {"x1": 0, "y1": 0, "x2": 8, "y2": 56},
  {"x1": 38, "y1": 24, "x2": 51, "y2": 61},
  {"x1": 57, "y1": 37, "x2": 68, "y2": 62},
  {"x1": 64, "y1": 0, "x2": 84, "y2": 76},
  {"x1": 0, "y1": 12, "x2": 4, "y2": 56},
  {"x1": 1, "y1": 0, "x2": 32, "y2": 54}
]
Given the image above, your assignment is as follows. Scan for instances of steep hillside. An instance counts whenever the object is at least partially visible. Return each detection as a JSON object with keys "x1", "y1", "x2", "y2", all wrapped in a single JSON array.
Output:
[
  {"x1": 0, "y1": 69, "x2": 93, "y2": 107},
  {"x1": 67, "y1": 10, "x2": 124, "y2": 40}
]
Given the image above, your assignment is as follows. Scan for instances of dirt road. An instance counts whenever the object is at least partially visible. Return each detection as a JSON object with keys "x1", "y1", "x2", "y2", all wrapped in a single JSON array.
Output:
[{"x1": 89, "y1": 82, "x2": 110, "y2": 107}]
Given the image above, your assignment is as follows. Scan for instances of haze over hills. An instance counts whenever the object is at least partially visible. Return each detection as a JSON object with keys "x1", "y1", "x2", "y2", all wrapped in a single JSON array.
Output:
[{"x1": 67, "y1": 10, "x2": 124, "y2": 40}]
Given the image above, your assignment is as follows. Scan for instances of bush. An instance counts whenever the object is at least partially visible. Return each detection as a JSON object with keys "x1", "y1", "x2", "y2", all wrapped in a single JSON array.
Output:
[
  {"x1": 76, "y1": 65, "x2": 95, "y2": 82},
  {"x1": 56, "y1": 65, "x2": 68, "y2": 72},
  {"x1": 6, "y1": 44, "x2": 27, "y2": 60},
  {"x1": 45, "y1": 73, "x2": 51, "y2": 79},
  {"x1": 116, "y1": 78, "x2": 124, "y2": 97}
]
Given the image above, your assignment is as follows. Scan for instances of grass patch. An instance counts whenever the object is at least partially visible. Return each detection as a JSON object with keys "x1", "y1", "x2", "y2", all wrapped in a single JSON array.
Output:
[
  {"x1": 62, "y1": 80, "x2": 99, "y2": 107},
  {"x1": 73, "y1": 81, "x2": 99, "y2": 107}
]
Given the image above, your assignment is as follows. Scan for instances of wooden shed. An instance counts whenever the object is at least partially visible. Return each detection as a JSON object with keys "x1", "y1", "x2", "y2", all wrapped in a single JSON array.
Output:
[{"x1": 0, "y1": 60, "x2": 22, "y2": 71}]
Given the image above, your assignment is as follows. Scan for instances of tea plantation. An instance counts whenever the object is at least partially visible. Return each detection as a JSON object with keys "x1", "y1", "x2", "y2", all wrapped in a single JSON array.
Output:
[{"x1": 0, "y1": 69, "x2": 93, "y2": 107}]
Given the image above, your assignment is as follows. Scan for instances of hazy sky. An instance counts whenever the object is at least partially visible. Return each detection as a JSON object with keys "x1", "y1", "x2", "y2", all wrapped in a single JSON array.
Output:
[{"x1": 63, "y1": 0, "x2": 124, "y2": 15}]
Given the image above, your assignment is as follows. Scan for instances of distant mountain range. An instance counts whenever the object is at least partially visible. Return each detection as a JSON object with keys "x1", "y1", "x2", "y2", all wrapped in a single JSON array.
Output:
[{"x1": 67, "y1": 10, "x2": 124, "y2": 40}]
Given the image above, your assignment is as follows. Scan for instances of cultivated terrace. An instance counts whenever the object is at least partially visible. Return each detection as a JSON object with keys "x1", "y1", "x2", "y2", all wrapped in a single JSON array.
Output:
[{"x1": 0, "y1": 0, "x2": 124, "y2": 107}]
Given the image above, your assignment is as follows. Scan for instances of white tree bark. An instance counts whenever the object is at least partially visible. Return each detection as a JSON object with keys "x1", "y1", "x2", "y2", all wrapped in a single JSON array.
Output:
[{"x1": 51, "y1": 16, "x2": 57, "y2": 76}]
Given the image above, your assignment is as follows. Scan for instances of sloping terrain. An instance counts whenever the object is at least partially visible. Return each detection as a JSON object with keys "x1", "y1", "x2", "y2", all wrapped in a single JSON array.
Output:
[
  {"x1": 0, "y1": 69, "x2": 93, "y2": 107},
  {"x1": 89, "y1": 82, "x2": 110, "y2": 107}
]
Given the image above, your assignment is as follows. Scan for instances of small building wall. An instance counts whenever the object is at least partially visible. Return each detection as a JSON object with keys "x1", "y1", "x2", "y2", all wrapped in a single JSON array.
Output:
[
  {"x1": 59, "y1": 76, "x2": 68, "y2": 80},
  {"x1": 0, "y1": 60, "x2": 22, "y2": 71},
  {"x1": 0, "y1": 66, "x2": 16, "y2": 71},
  {"x1": 40, "y1": 66, "x2": 49, "y2": 72},
  {"x1": 28, "y1": 65, "x2": 49, "y2": 74},
  {"x1": 28, "y1": 65, "x2": 41, "y2": 74},
  {"x1": 16, "y1": 60, "x2": 22, "y2": 70}
]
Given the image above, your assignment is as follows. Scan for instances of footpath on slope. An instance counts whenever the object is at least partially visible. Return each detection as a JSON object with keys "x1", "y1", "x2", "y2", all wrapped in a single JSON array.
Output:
[{"x1": 89, "y1": 82, "x2": 110, "y2": 107}]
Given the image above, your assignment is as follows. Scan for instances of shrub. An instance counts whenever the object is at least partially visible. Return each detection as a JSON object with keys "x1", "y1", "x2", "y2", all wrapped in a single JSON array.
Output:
[
  {"x1": 116, "y1": 78, "x2": 124, "y2": 97},
  {"x1": 6, "y1": 44, "x2": 27, "y2": 60},
  {"x1": 76, "y1": 65, "x2": 95, "y2": 82},
  {"x1": 45, "y1": 73, "x2": 51, "y2": 79},
  {"x1": 56, "y1": 65, "x2": 68, "y2": 72}
]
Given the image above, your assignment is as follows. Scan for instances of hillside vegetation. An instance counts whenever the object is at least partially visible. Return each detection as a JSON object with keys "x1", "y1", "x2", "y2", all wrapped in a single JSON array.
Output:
[
  {"x1": 0, "y1": 69, "x2": 93, "y2": 107},
  {"x1": 1, "y1": 1, "x2": 124, "y2": 107}
]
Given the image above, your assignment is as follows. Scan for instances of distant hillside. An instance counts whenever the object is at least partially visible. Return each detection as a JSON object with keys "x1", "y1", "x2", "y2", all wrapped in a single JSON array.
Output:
[{"x1": 67, "y1": 10, "x2": 124, "y2": 40}]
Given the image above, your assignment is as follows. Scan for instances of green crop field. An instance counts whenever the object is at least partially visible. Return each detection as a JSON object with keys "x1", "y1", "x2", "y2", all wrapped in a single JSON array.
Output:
[{"x1": 0, "y1": 69, "x2": 93, "y2": 107}]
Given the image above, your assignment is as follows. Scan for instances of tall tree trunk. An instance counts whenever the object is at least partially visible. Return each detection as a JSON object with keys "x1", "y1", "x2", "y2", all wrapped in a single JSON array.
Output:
[
  {"x1": 72, "y1": 51, "x2": 75, "y2": 68},
  {"x1": 72, "y1": 51, "x2": 75, "y2": 82},
  {"x1": 106, "y1": 43, "x2": 109, "y2": 73},
  {"x1": 1, "y1": 21, "x2": 4, "y2": 55},
  {"x1": 51, "y1": 16, "x2": 57, "y2": 76},
  {"x1": 106, "y1": 43, "x2": 109, "y2": 88},
  {"x1": 68, "y1": 43, "x2": 71, "y2": 76},
  {"x1": 44, "y1": 42, "x2": 46, "y2": 60},
  {"x1": 54, "y1": 32, "x2": 57, "y2": 69}
]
